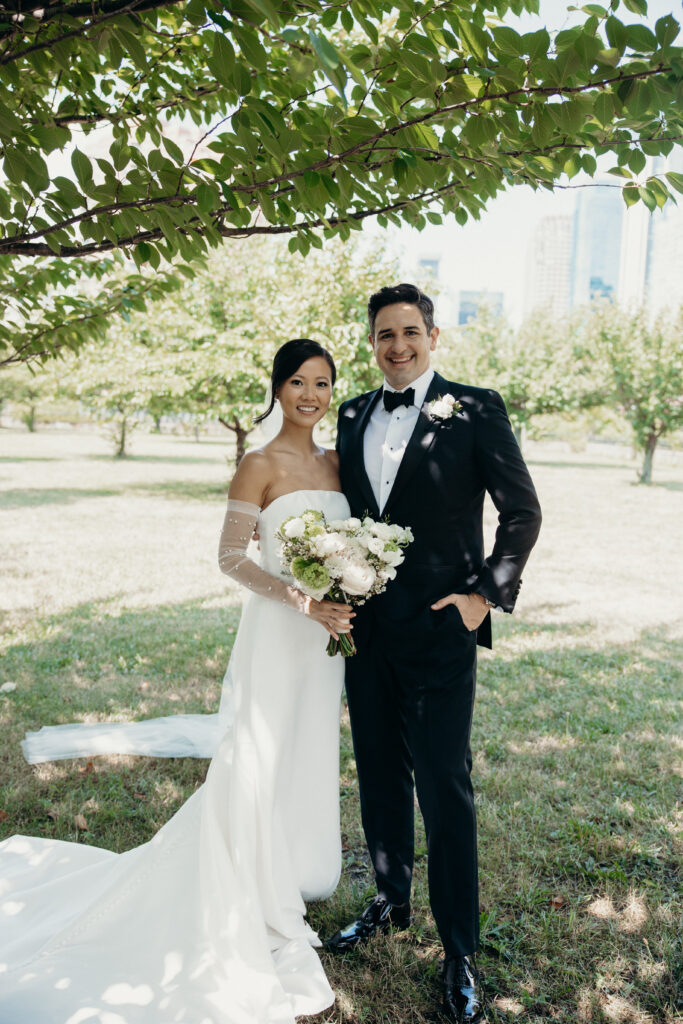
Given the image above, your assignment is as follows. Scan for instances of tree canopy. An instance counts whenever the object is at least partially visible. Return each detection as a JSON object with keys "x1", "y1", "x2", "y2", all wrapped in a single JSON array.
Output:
[{"x1": 1, "y1": 0, "x2": 682, "y2": 366}]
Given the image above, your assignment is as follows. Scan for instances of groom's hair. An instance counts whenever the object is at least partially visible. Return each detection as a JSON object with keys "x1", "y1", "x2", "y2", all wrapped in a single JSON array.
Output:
[{"x1": 368, "y1": 283, "x2": 435, "y2": 337}]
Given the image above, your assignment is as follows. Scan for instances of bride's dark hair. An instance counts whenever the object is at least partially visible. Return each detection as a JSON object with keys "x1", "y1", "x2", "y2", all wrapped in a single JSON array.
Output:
[{"x1": 253, "y1": 339, "x2": 337, "y2": 425}]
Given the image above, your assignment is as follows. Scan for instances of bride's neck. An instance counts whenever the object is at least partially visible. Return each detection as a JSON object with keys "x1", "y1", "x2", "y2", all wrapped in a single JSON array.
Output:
[{"x1": 271, "y1": 420, "x2": 321, "y2": 456}]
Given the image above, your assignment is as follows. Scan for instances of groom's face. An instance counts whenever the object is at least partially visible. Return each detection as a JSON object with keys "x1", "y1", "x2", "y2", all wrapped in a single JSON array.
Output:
[{"x1": 370, "y1": 302, "x2": 439, "y2": 390}]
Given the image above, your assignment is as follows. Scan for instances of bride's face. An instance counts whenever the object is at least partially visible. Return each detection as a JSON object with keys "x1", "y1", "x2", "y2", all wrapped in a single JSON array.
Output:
[{"x1": 277, "y1": 356, "x2": 334, "y2": 426}]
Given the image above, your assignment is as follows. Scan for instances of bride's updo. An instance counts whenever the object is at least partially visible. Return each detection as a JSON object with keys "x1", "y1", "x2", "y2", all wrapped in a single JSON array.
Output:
[{"x1": 253, "y1": 338, "x2": 337, "y2": 424}]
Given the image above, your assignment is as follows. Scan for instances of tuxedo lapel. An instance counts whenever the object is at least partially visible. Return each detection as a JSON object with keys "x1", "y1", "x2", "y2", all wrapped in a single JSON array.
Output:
[
  {"x1": 383, "y1": 372, "x2": 447, "y2": 515},
  {"x1": 347, "y1": 387, "x2": 382, "y2": 517}
]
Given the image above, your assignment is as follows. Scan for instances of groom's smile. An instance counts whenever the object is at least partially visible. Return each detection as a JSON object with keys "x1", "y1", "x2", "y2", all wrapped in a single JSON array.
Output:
[{"x1": 371, "y1": 302, "x2": 439, "y2": 390}]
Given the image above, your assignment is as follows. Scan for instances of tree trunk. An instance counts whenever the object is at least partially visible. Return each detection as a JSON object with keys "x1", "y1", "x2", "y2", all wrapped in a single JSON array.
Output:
[
  {"x1": 152, "y1": 414, "x2": 162, "y2": 433},
  {"x1": 217, "y1": 416, "x2": 249, "y2": 467},
  {"x1": 22, "y1": 404, "x2": 37, "y2": 432},
  {"x1": 115, "y1": 417, "x2": 128, "y2": 458},
  {"x1": 638, "y1": 431, "x2": 658, "y2": 484},
  {"x1": 233, "y1": 417, "x2": 248, "y2": 467},
  {"x1": 193, "y1": 423, "x2": 200, "y2": 442}
]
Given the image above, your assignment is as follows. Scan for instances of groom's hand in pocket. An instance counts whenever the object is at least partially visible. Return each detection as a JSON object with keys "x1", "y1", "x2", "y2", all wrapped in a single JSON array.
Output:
[{"x1": 431, "y1": 592, "x2": 490, "y2": 631}]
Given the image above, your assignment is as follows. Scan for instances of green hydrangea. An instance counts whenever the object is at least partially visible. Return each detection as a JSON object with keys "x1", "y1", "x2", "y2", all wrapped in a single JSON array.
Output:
[{"x1": 291, "y1": 557, "x2": 331, "y2": 592}]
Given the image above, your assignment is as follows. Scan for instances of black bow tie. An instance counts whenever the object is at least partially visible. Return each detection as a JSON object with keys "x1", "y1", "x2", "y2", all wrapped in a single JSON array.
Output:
[{"x1": 383, "y1": 387, "x2": 415, "y2": 413}]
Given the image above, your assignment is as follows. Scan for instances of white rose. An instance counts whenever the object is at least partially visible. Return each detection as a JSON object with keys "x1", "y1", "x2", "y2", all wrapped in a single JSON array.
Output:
[
  {"x1": 341, "y1": 562, "x2": 377, "y2": 595},
  {"x1": 313, "y1": 532, "x2": 345, "y2": 556},
  {"x1": 430, "y1": 399, "x2": 451, "y2": 417},
  {"x1": 346, "y1": 517, "x2": 362, "y2": 530},
  {"x1": 283, "y1": 517, "x2": 306, "y2": 539}
]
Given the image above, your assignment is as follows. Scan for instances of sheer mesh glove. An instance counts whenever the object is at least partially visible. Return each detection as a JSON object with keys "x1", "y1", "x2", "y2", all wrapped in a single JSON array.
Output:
[{"x1": 217, "y1": 499, "x2": 309, "y2": 613}]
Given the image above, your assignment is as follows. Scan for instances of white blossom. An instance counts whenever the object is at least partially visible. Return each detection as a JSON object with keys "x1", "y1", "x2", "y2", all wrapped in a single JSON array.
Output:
[{"x1": 283, "y1": 517, "x2": 306, "y2": 539}]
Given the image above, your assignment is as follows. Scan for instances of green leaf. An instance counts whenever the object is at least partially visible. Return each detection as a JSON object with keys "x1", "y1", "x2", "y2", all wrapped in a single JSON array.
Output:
[
  {"x1": 161, "y1": 137, "x2": 185, "y2": 165},
  {"x1": 234, "y1": 26, "x2": 268, "y2": 70},
  {"x1": 665, "y1": 171, "x2": 683, "y2": 194},
  {"x1": 210, "y1": 33, "x2": 236, "y2": 87},
  {"x1": 71, "y1": 149, "x2": 93, "y2": 188},
  {"x1": 622, "y1": 0, "x2": 647, "y2": 14},
  {"x1": 626, "y1": 24, "x2": 657, "y2": 52},
  {"x1": 196, "y1": 184, "x2": 216, "y2": 212},
  {"x1": 654, "y1": 14, "x2": 680, "y2": 47},
  {"x1": 594, "y1": 91, "x2": 616, "y2": 125},
  {"x1": 638, "y1": 185, "x2": 656, "y2": 211},
  {"x1": 628, "y1": 148, "x2": 646, "y2": 174},
  {"x1": 309, "y1": 30, "x2": 341, "y2": 70}
]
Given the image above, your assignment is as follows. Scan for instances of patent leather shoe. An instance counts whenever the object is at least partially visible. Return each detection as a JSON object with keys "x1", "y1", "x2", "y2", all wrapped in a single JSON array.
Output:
[
  {"x1": 323, "y1": 895, "x2": 411, "y2": 953},
  {"x1": 442, "y1": 954, "x2": 485, "y2": 1023}
]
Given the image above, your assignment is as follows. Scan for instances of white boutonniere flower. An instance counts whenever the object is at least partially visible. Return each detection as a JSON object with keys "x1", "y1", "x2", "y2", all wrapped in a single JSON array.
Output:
[{"x1": 427, "y1": 394, "x2": 462, "y2": 420}]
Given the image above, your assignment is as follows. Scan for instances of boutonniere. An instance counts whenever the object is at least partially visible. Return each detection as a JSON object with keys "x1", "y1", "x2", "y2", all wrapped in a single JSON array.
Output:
[{"x1": 427, "y1": 394, "x2": 462, "y2": 420}]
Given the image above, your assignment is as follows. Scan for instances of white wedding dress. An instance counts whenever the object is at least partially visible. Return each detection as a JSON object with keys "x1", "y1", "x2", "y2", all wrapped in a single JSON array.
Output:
[{"x1": 0, "y1": 489, "x2": 349, "y2": 1024}]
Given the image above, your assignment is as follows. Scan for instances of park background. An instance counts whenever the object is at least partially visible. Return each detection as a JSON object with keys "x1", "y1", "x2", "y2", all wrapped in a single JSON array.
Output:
[{"x1": 1, "y1": 0, "x2": 682, "y2": 1020}]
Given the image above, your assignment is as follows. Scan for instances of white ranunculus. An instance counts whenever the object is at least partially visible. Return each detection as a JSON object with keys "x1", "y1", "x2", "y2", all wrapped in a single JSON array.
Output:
[
  {"x1": 346, "y1": 517, "x2": 362, "y2": 530},
  {"x1": 313, "y1": 532, "x2": 345, "y2": 556},
  {"x1": 378, "y1": 547, "x2": 403, "y2": 567},
  {"x1": 371, "y1": 522, "x2": 394, "y2": 541},
  {"x1": 367, "y1": 537, "x2": 385, "y2": 556},
  {"x1": 283, "y1": 517, "x2": 306, "y2": 539},
  {"x1": 341, "y1": 562, "x2": 377, "y2": 595}
]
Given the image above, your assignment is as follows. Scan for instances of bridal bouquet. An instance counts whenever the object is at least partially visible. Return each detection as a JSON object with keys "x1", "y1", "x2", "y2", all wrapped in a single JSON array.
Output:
[{"x1": 276, "y1": 510, "x2": 413, "y2": 657}]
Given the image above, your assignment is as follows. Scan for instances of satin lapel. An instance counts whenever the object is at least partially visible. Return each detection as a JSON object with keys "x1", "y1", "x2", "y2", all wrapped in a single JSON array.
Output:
[
  {"x1": 348, "y1": 387, "x2": 382, "y2": 517},
  {"x1": 383, "y1": 372, "x2": 447, "y2": 514}
]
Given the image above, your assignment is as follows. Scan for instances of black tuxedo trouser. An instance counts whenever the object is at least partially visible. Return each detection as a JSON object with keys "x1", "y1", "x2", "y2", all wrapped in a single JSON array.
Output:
[{"x1": 345, "y1": 607, "x2": 480, "y2": 957}]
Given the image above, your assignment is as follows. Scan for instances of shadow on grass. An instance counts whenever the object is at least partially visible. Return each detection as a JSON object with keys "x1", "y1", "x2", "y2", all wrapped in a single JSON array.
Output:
[
  {"x1": 87, "y1": 453, "x2": 223, "y2": 465},
  {"x1": 126, "y1": 480, "x2": 228, "y2": 501},
  {"x1": 1, "y1": 610, "x2": 680, "y2": 1022},
  {"x1": 0, "y1": 486, "x2": 118, "y2": 508},
  {"x1": 527, "y1": 458, "x2": 634, "y2": 472},
  {"x1": 0, "y1": 595, "x2": 241, "y2": 727},
  {"x1": 0, "y1": 480, "x2": 229, "y2": 508},
  {"x1": 0, "y1": 455, "x2": 61, "y2": 462},
  {"x1": 650, "y1": 479, "x2": 683, "y2": 492}
]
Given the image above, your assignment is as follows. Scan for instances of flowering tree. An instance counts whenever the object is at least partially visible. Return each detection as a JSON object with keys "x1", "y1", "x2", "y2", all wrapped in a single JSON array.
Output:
[
  {"x1": 56, "y1": 234, "x2": 399, "y2": 462},
  {"x1": 586, "y1": 303, "x2": 683, "y2": 482},
  {"x1": 438, "y1": 306, "x2": 595, "y2": 446},
  {"x1": 1, "y1": 0, "x2": 681, "y2": 367}
]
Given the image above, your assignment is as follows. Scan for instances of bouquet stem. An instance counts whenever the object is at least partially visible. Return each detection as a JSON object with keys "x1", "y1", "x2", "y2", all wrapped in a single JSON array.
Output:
[{"x1": 326, "y1": 632, "x2": 357, "y2": 658}]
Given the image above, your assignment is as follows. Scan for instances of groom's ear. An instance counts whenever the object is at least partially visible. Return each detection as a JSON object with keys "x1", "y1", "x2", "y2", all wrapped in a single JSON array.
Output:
[
  {"x1": 368, "y1": 332, "x2": 376, "y2": 352},
  {"x1": 429, "y1": 326, "x2": 439, "y2": 350}
]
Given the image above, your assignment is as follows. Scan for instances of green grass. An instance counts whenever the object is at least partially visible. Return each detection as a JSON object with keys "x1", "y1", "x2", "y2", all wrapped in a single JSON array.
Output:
[{"x1": 1, "y1": 428, "x2": 681, "y2": 1024}]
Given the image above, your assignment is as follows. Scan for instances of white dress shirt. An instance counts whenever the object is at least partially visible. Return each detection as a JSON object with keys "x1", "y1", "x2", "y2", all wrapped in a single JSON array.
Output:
[{"x1": 364, "y1": 367, "x2": 434, "y2": 513}]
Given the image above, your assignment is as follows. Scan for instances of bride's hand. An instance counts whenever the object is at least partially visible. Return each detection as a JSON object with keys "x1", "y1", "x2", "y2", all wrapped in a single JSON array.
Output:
[{"x1": 305, "y1": 598, "x2": 355, "y2": 640}]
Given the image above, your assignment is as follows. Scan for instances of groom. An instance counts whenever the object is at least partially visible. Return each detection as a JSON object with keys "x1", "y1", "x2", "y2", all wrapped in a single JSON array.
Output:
[{"x1": 327, "y1": 283, "x2": 542, "y2": 1022}]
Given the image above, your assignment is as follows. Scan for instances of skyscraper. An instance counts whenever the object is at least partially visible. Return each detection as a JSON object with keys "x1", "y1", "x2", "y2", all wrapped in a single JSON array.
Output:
[
  {"x1": 570, "y1": 188, "x2": 623, "y2": 306},
  {"x1": 524, "y1": 214, "x2": 573, "y2": 315},
  {"x1": 457, "y1": 290, "x2": 503, "y2": 324}
]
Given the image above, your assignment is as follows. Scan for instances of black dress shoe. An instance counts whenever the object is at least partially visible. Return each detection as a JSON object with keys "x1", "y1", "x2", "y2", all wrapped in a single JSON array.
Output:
[
  {"x1": 442, "y1": 954, "x2": 485, "y2": 1023},
  {"x1": 323, "y1": 895, "x2": 411, "y2": 953}
]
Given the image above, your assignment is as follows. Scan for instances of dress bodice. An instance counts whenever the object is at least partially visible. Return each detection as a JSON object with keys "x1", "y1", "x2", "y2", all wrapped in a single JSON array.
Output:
[{"x1": 258, "y1": 489, "x2": 351, "y2": 576}]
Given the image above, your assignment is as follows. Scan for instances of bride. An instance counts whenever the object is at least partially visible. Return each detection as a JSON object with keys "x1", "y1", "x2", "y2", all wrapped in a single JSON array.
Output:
[{"x1": 0, "y1": 339, "x2": 354, "y2": 1023}]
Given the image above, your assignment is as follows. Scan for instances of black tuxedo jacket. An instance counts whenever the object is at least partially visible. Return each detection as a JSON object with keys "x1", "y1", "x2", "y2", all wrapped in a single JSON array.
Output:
[{"x1": 336, "y1": 372, "x2": 542, "y2": 649}]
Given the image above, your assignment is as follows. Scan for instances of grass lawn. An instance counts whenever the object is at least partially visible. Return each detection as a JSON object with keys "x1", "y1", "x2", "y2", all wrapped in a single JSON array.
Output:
[{"x1": 1, "y1": 427, "x2": 681, "y2": 1024}]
